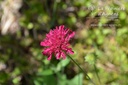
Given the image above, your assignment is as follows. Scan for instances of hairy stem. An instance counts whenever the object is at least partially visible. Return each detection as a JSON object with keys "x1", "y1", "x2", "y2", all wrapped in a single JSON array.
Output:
[{"x1": 67, "y1": 55, "x2": 95, "y2": 85}]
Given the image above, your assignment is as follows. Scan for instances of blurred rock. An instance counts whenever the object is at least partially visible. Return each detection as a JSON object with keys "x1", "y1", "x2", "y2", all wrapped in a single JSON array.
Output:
[{"x1": 0, "y1": 0, "x2": 22, "y2": 35}]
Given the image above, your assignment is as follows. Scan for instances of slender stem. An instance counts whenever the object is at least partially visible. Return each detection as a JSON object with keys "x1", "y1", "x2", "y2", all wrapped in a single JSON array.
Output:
[
  {"x1": 67, "y1": 55, "x2": 95, "y2": 85},
  {"x1": 94, "y1": 64, "x2": 101, "y2": 84}
]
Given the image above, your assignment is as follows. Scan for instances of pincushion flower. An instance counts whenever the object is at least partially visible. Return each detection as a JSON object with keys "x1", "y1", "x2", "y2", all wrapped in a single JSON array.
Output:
[{"x1": 40, "y1": 25, "x2": 75, "y2": 60}]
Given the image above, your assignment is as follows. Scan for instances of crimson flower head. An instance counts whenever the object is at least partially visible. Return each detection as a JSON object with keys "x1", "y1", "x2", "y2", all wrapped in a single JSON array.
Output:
[{"x1": 40, "y1": 25, "x2": 75, "y2": 60}]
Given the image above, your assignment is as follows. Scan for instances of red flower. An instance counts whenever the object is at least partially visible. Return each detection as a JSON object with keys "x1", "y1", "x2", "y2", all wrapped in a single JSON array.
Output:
[{"x1": 40, "y1": 25, "x2": 75, "y2": 60}]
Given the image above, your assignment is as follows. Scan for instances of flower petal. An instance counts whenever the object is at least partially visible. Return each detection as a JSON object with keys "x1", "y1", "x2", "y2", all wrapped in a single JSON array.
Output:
[
  {"x1": 40, "y1": 41, "x2": 49, "y2": 46},
  {"x1": 40, "y1": 25, "x2": 75, "y2": 60},
  {"x1": 47, "y1": 55, "x2": 52, "y2": 60},
  {"x1": 69, "y1": 31, "x2": 75, "y2": 39},
  {"x1": 59, "y1": 25, "x2": 64, "y2": 30},
  {"x1": 67, "y1": 48, "x2": 74, "y2": 54},
  {"x1": 56, "y1": 52, "x2": 61, "y2": 59},
  {"x1": 43, "y1": 48, "x2": 51, "y2": 55},
  {"x1": 61, "y1": 52, "x2": 66, "y2": 59}
]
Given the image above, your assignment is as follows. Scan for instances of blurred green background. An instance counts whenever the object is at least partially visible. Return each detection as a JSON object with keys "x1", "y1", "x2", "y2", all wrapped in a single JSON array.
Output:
[{"x1": 0, "y1": 0, "x2": 128, "y2": 85}]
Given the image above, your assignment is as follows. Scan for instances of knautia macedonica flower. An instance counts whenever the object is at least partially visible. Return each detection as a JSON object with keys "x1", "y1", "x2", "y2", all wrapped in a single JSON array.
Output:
[{"x1": 40, "y1": 25, "x2": 75, "y2": 60}]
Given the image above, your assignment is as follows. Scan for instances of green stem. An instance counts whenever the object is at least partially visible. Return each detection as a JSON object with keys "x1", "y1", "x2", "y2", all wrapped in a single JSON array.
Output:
[
  {"x1": 67, "y1": 55, "x2": 95, "y2": 85},
  {"x1": 94, "y1": 64, "x2": 101, "y2": 84}
]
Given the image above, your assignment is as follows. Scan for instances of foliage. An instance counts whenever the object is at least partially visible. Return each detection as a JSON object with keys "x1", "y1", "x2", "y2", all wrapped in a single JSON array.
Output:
[{"x1": 0, "y1": 0, "x2": 128, "y2": 85}]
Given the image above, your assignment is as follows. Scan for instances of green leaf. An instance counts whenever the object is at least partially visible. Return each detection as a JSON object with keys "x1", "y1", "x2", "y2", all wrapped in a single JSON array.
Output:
[
  {"x1": 78, "y1": 10, "x2": 87, "y2": 17},
  {"x1": 119, "y1": 12, "x2": 126, "y2": 20},
  {"x1": 12, "y1": 76, "x2": 21, "y2": 84},
  {"x1": 68, "y1": 73, "x2": 83, "y2": 85},
  {"x1": 37, "y1": 69, "x2": 53, "y2": 76},
  {"x1": 57, "y1": 73, "x2": 68, "y2": 85},
  {"x1": 85, "y1": 53, "x2": 95, "y2": 65},
  {"x1": 43, "y1": 75, "x2": 57, "y2": 85},
  {"x1": 0, "y1": 72, "x2": 9, "y2": 83},
  {"x1": 56, "y1": 58, "x2": 70, "y2": 72}
]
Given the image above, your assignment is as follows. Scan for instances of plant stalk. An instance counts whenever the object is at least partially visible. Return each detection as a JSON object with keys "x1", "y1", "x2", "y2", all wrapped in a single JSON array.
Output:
[{"x1": 67, "y1": 55, "x2": 95, "y2": 85}]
